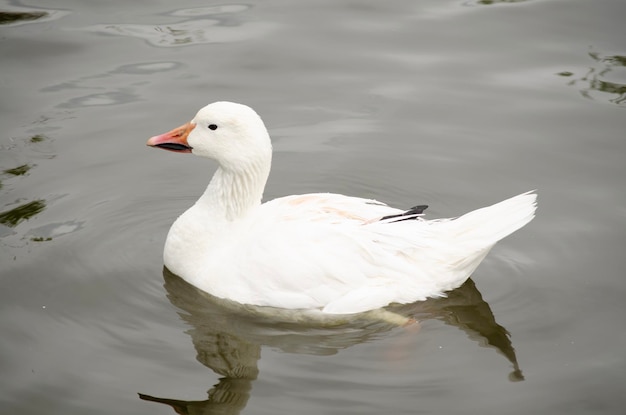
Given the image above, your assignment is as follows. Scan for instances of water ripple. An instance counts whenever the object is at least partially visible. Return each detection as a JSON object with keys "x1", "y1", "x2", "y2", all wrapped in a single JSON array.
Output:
[
  {"x1": 170, "y1": 5, "x2": 251, "y2": 17},
  {"x1": 40, "y1": 61, "x2": 182, "y2": 110},
  {"x1": 562, "y1": 49, "x2": 626, "y2": 107},
  {"x1": 27, "y1": 220, "x2": 84, "y2": 240},
  {"x1": 57, "y1": 90, "x2": 139, "y2": 109},
  {"x1": 464, "y1": 0, "x2": 533, "y2": 5},
  {"x1": 78, "y1": 5, "x2": 275, "y2": 48}
]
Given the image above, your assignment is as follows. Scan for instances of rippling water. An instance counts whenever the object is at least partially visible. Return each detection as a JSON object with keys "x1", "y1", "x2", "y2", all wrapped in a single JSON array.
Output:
[{"x1": 1, "y1": 1, "x2": 625, "y2": 414}]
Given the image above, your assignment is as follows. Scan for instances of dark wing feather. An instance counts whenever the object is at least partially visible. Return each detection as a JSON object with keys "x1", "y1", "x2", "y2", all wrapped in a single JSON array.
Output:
[{"x1": 380, "y1": 205, "x2": 428, "y2": 223}]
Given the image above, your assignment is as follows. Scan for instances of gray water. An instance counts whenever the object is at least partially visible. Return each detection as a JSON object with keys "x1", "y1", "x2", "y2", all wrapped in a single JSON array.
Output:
[{"x1": 1, "y1": 0, "x2": 625, "y2": 414}]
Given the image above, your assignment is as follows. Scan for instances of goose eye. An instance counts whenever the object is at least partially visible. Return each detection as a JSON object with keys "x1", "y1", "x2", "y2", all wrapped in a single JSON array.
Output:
[{"x1": 208, "y1": 124, "x2": 218, "y2": 130}]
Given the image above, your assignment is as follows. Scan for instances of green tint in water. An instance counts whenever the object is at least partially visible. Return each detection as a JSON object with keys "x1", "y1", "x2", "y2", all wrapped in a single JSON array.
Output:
[
  {"x1": 0, "y1": 200, "x2": 46, "y2": 227},
  {"x1": 3, "y1": 164, "x2": 32, "y2": 176},
  {"x1": 30, "y1": 134, "x2": 46, "y2": 143},
  {"x1": 591, "y1": 52, "x2": 626, "y2": 68},
  {"x1": 564, "y1": 49, "x2": 626, "y2": 106},
  {"x1": 0, "y1": 11, "x2": 47, "y2": 25}
]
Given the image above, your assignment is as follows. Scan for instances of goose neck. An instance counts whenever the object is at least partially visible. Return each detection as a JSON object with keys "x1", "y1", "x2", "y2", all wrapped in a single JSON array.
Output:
[{"x1": 199, "y1": 163, "x2": 269, "y2": 221}]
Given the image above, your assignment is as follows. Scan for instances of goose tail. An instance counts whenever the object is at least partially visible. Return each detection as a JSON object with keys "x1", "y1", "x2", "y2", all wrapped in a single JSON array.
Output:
[{"x1": 451, "y1": 190, "x2": 537, "y2": 249}]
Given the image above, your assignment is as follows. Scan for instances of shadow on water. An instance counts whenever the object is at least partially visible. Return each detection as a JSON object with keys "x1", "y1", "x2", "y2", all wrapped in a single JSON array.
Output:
[{"x1": 139, "y1": 268, "x2": 523, "y2": 414}]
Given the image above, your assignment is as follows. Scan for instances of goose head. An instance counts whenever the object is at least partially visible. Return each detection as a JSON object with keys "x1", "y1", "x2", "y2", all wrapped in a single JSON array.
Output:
[{"x1": 147, "y1": 101, "x2": 272, "y2": 172}]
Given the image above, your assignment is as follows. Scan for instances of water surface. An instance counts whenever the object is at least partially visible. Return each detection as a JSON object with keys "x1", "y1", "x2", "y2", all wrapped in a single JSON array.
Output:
[{"x1": 1, "y1": 0, "x2": 625, "y2": 414}]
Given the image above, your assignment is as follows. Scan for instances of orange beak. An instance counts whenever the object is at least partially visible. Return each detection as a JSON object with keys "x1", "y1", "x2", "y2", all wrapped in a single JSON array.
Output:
[{"x1": 146, "y1": 122, "x2": 196, "y2": 153}]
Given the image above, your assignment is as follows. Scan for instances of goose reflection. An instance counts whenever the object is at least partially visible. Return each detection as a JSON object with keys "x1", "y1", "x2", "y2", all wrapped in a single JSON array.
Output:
[{"x1": 139, "y1": 267, "x2": 523, "y2": 414}]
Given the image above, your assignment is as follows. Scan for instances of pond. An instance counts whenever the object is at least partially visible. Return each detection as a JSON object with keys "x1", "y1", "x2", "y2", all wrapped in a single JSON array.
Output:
[{"x1": 1, "y1": 0, "x2": 625, "y2": 414}]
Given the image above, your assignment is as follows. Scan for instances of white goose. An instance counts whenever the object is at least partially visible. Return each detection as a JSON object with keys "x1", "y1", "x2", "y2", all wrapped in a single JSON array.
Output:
[{"x1": 147, "y1": 101, "x2": 536, "y2": 315}]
